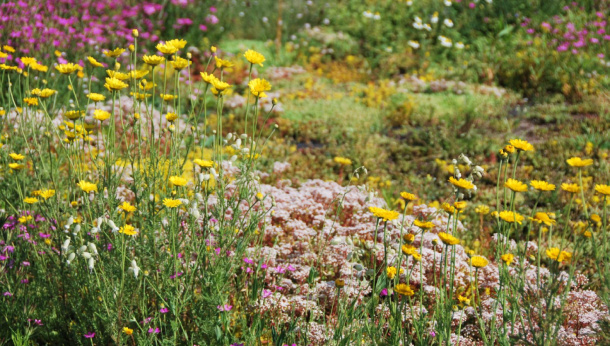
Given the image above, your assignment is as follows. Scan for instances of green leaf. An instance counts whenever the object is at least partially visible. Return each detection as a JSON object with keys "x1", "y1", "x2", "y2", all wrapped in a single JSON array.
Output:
[{"x1": 498, "y1": 26, "x2": 514, "y2": 37}]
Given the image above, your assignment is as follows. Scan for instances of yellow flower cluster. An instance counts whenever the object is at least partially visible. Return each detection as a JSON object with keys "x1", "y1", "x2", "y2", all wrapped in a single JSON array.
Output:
[{"x1": 368, "y1": 206, "x2": 399, "y2": 222}]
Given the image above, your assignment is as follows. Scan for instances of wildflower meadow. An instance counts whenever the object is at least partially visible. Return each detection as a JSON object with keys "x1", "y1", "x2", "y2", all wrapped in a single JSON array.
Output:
[{"x1": 1, "y1": 0, "x2": 610, "y2": 345}]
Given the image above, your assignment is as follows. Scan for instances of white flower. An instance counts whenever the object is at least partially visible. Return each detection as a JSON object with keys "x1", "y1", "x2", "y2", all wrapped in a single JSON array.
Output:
[
  {"x1": 406, "y1": 0, "x2": 413, "y2": 5},
  {"x1": 443, "y1": 19, "x2": 454, "y2": 27},
  {"x1": 444, "y1": 0, "x2": 452, "y2": 5},
  {"x1": 91, "y1": 217, "x2": 103, "y2": 234},
  {"x1": 408, "y1": 40, "x2": 420, "y2": 49},
  {"x1": 88, "y1": 242, "x2": 98, "y2": 255},
  {"x1": 431, "y1": 13, "x2": 439, "y2": 24},
  {"x1": 414, "y1": 16, "x2": 422, "y2": 23},
  {"x1": 88, "y1": 258, "x2": 95, "y2": 271},
  {"x1": 61, "y1": 238, "x2": 71, "y2": 253},
  {"x1": 439, "y1": 36, "x2": 453, "y2": 47},
  {"x1": 373, "y1": 12, "x2": 381, "y2": 20},
  {"x1": 64, "y1": 216, "x2": 74, "y2": 230},
  {"x1": 128, "y1": 259, "x2": 140, "y2": 278},
  {"x1": 67, "y1": 253, "x2": 75, "y2": 265},
  {"x1": 107, "y1": 220, "x2": 119, "y2": 233},
  {"x1": 455, "y1": 42, "x2": 465, "y2": 49},
  {"x1": 77, "y1": 245, "x2": 87, "y2": 255},
  {"x1": 413, "y1": 22, "x2": 424, "y2": 30},
  {"x1": 424, "y1": 24, "x2": 432, "y2": 31}
]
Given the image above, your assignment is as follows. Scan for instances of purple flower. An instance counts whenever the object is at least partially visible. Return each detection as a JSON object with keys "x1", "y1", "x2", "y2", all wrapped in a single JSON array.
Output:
[
  {"x1": 141, "y1": 317, "x2": 152, "y2": 324},
  {"x1": 22, "y1": 261, "x2": 30, "y2": 266},
  {"x1": 84, "y1": 332, "x2": 95, "y2": 338},
  {"x1": 205, "y1": 14, "x2": 219, "y2": 25},
  {"x1": 160, "y1": 308, "x2": 169, "y2": 314},
  {"x1": 526, "y1": 28, "x2": 534, "y2": 34},
  {"x1": 430, "y1": 331, "x2": 436, "y2": 337},
  {"x1": 148, "y1": 327, "x2": 160, "y2": 334},
  {"x1": 199, "y1": 25, "x2": 208, "y2": 31},
  {"x1": 262, "y1": 289, "x2": 272, "y2": 298},
  {"x1": 176, "y1": 18, "x2": 192, "y2": 26},
  {"x1": 3, "y1": 292, "x2": 12, "y2": 297},
  {"x1": 380, "y1": 288, "x2": 388, "y2": 297},
  {"x1": 573, "y1": 40, "x2": 585, "y2": 48},
  {"x1": 143, "y1": 4, "x2": 160, "y2": 15},
  {"x1": 243, "y1": 257, "x2": 254, "y2": 264},
  {"x1": 217, "y1": 304, "x2": 232, "y2": 311}
]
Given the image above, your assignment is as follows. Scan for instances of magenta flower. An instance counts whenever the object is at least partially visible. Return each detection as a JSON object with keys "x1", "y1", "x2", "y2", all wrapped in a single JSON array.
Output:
[
  {"x1": 176, "y1": 18, "x2": 193, "y2": 26},
  {"x1": 275, "y1": 266, "x2": 286, "y2": 274},
  {"x1": 217, "y1": 304, "x2": 232, "y2": 311},
  {"x1": 243, "y1": 257, "x2": 254, "y2": 264},
  {"x1": 84, "y1": 332, "x2": 95, "y2": 338},
  {"x1": 28, "y1": 319, "x2": 43, "y2": 326},
  {"x1": 160, "y1": 308, "x2": 169, "y2": 313},
  {"x1": 262, "y1": 289, "x2": 272, "y2": 298},
  {"x1": 3, "y1": 292, "x2": 12, "y2": 296},
  {"x1": 205, "y1": 14, "x2": 219, "y2": 25},
  {"x1": 148, "y1": 327, "x2": 160, "y2": 334}
]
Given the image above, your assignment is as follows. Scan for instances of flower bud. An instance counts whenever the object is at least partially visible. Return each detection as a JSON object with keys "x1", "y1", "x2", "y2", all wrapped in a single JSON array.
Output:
[
  {"x1": 62, "y1": 238, "x2": 71, "y2": 252},
  {"x1": 132, "y1": 29, "x2": 139, "y2": 37},
  {"x1": 88, "y1": 243, "x2": 98, "y2": 255}
]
